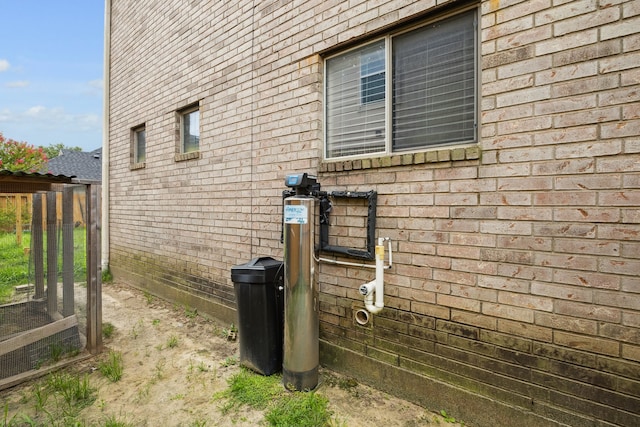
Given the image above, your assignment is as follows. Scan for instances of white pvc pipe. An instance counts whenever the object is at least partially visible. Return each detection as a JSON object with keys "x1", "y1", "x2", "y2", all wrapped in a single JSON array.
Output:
[
  {"x1": 364, "y1": 237, "x2": 386, "y2": 314},
  {"x1": 317, "y1": 237, "x2": 392, "y2": 319}
]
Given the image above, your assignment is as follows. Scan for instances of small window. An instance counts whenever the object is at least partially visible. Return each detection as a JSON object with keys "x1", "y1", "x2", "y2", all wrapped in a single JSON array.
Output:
[
  {"x1": 180, "y1": 105, "x2": 200, "y2": 154},
  {"x1": 133, "y1": 126, "x2": 146, "y2": 163}
]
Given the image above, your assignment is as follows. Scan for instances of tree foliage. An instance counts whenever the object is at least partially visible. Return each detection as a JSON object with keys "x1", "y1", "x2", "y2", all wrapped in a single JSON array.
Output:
[
  {"x1": 0, "y1": 132, "x2": 48, "y2": 172},
  {"x1": 42, "y1": 142, "x2": 82, "y2": 160}
]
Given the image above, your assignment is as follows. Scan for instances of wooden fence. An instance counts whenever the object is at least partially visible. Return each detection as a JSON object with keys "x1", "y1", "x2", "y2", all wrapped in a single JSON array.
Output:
[{"x1": 0, "y1": 191, "x2": 87, "y2": 244}]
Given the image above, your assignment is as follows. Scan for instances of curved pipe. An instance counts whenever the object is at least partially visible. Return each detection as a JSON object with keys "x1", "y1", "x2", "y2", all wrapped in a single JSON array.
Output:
[{"x1": 358, "y1": 237, "x2": 389, "y2": 315}]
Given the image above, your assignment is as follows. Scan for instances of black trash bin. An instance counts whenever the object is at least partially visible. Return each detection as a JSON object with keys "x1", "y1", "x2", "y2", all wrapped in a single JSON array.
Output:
[{"x1": 231, "y1": 257, "x2": 284, "y2": 376}]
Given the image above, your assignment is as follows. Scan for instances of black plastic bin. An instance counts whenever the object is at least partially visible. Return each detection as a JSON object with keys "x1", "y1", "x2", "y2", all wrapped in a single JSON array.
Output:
[{"x1": 231, "y1": 257, "x2": 284, "y2": 376}]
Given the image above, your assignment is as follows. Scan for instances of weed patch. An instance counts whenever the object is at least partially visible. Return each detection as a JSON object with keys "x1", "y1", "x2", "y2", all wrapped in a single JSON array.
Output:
[
  {"x1": 103, "y1": 322, "x2": 116, "y2": 339},
  {"x1": 98, "y1": 350, "x2": 124, "y2": 382},
  {"x1": 214, "y1": 368, "x2": 337, "y2": 426},
  {"x1": 265, "y1": 392, "x2": 332, "y2": 427}
]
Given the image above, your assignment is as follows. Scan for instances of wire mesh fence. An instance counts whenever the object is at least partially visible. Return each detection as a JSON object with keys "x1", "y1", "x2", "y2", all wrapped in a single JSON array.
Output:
[{"x1": 0, "y1": 185, "x2": 97, "y2": 384}]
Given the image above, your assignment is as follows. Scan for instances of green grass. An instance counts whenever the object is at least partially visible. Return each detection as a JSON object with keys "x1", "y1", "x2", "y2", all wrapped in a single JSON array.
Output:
[
  {"x1": 98, "y1": 350, "x2": 124, "y2": 382},
  {"x1": 221, "y1": 368, "x2": 284, "y2": 412},
  {"x1": 0, "y1": 233, "x2": 31, "y2": 302},
  {"x1": 2, "y1": 369, "x2": 133, "y2": 426},
  {"x1": 215, "y1": 368, "x2": 335, "y2": 426},
  {"x1": 265, "y1": 392, "x2": 332, "y2": 427},
  {"x1": 103, "y1": 322, "x2": 116, "y2": 339},
  {"x1": 0, "y1": 229, "x2": 87, "y2": 304}
]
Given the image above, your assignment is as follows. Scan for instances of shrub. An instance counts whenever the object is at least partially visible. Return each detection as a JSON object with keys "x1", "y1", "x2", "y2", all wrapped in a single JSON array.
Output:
[{"x1": 0, "y1": 132, "x2": 48, "y2": 172}]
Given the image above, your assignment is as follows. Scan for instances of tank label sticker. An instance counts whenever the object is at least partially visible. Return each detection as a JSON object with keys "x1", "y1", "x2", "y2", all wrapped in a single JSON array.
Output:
[{"x1": 284, "y1": 205, "x2": 308, "y2": 224}]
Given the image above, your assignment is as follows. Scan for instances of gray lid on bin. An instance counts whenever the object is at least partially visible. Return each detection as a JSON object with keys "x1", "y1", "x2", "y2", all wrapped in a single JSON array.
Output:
[{"x1": 231, "y1": 257, "x2": 283, "y2": 284}]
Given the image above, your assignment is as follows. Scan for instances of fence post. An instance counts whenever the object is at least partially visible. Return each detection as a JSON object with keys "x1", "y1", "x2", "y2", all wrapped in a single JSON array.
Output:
[
  {"x1": 62, "y1": 186, "x2": 75, "y2": 317},
  {"x1": 32, "y1": 193, "x2": 45, "y2": 299},
  {"x1": 46, "y1": 191, "x2": 58, "y2": 317},
  {"x1": 85, "y1": 184, "x2": 102, "y2": 354},
  {"x1": 15, "y1": 195, "x2": 22, "y2": 246}
]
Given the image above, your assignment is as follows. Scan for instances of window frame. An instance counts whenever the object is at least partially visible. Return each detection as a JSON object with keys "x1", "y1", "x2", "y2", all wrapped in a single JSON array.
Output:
[
  {"x1": 323, "y1": 6, "x2": 479, "y2": 161},
  {"x1": 131, "y1": 124, "x2": 146, "y2": 168},
  {"x1": 178, "y1": 103, "x2": 200, "y2": 156}
]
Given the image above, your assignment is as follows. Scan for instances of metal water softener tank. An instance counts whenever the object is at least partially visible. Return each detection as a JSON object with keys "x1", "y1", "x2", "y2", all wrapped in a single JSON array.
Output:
[{"x1": 282, "y1": 175, "x2": 319, "y2": 391}]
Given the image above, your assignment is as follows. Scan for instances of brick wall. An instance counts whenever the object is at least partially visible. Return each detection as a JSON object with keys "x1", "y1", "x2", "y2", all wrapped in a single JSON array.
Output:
[{"x1": 108, "y1": 0, "x2": 640, "y2": 425}]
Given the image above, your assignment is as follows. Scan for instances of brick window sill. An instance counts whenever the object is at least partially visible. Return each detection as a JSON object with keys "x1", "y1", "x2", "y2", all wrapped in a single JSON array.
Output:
[
  {"x1": 319, "y1": 146, "x2": 481, "y2": 173},
  {"x1": 130, "y1": 162, "x2": 146, "y2": 170},
  {"x1": 174, "y1": 151, "x2": 201, "y2": 162}
]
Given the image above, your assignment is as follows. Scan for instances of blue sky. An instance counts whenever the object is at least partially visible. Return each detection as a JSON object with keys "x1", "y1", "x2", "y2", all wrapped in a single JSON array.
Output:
[{"x1": 0, "y1": 1, "x2": 104, "y2": 152}]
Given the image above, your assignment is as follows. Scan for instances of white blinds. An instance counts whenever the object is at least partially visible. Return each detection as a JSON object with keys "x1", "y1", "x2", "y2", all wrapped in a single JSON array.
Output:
[
  {"x1": 393, "y1": 10, "x2": 476, "y2": 151},
  {"x1": 325, "y1": 40, "x2": 386, "y2": 158}
]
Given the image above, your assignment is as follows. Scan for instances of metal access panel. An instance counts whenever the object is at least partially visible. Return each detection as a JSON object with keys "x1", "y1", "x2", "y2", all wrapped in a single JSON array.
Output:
[{"x1": 319, "y1": 190, "x2": 377, "y2": 260}]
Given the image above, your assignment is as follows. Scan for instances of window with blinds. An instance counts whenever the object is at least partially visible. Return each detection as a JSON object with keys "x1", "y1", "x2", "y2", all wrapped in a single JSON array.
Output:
[{"x1": 325, "y1": 8, "x2": 477, "y2": 160}]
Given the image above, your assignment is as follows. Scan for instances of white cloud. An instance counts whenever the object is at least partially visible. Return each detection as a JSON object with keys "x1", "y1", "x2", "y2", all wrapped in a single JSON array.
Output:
[
  {"x1": 25, "y1": 106, "x2": 47, "y2": 117},
  {"x1": 1, "y1": 106, "x2": 100, "y2": 132},
  {"x1": 6, "y1": 80, "x2": 30, "y2": 88},
  {"x1": 0, "y1": 59, "x2": 9, "y2": 72}
]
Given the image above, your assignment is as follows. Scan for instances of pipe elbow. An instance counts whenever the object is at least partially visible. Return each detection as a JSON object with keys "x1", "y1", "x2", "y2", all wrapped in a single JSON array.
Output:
[
  {"x1": 359, "y1": 281, "x2": 376, "y2": 296},
  {"x1": 364, "y1": 302, "x2": 384, "y2": 314}
]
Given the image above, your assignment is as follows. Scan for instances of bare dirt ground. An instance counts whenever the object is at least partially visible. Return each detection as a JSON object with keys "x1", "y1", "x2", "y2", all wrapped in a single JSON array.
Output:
[{"x1": 2, "y1": 280, "x2": 465, "y2": 426}]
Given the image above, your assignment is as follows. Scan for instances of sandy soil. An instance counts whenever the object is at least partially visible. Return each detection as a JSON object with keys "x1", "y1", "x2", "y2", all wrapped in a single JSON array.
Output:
[{"x1": 2, "y1": 281, "x2": 464, "y2": 426}]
